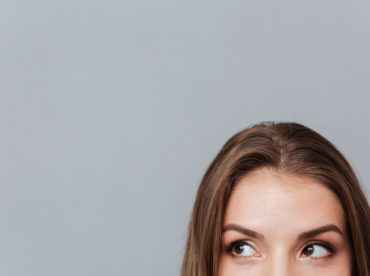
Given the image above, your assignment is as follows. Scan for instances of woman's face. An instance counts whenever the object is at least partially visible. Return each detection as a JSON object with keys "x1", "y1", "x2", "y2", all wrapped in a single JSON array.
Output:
[{"x1": 219, "y1": 167, "x2": 352, "y2": 276}]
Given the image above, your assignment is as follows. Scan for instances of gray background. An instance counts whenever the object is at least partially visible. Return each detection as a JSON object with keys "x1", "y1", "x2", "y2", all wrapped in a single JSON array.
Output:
[{"x1": 0, "y1": 0, "x2": 369, "y2": 275}]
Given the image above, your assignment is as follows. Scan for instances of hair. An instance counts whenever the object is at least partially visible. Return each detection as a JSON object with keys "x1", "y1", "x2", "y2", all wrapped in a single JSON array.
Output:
[{"x1": 181, "y1": 121, "x2": 370, "y2": 276}]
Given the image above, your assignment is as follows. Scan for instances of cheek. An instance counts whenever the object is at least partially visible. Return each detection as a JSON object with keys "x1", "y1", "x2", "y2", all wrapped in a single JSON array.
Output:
[
  {"x1": 218, "y1": 254, "x2": 259, "y2": 276},
  {"x1": 300, "y1": 240, "x2": 352, "y2": 276},
  {"x1": 300, "y1": 249, "x2": 352, "y2": 276}
]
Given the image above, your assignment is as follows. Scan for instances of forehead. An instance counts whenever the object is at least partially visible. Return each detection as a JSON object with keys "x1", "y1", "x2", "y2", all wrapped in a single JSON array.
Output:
[{"x1": 224, "y1": 167, "x2": 346, "y2": 234}]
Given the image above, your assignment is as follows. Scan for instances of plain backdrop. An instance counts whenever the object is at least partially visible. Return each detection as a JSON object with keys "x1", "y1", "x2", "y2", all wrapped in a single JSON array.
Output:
[{"x1": 1, "y1": 0, "x2": 369, "y2": 275}]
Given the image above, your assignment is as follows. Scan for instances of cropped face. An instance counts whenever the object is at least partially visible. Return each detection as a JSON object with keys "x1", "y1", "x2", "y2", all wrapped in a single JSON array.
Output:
[{"x1": 219, "y1": 167, "x2": 352, "y2": 276}]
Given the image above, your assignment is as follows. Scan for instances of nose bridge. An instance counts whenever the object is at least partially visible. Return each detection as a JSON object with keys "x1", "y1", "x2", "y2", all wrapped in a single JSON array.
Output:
[{"x1": 263, "y1": 246, "x2": 294, "y2": 276}]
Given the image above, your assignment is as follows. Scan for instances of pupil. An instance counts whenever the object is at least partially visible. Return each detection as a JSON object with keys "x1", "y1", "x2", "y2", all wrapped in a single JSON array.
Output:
[
  {"x1": 235, "y1": 245, "x2": 244, "y2": 254},
  {"x1": 303, "y1": 245, "x2": 314, "y2": 255}
]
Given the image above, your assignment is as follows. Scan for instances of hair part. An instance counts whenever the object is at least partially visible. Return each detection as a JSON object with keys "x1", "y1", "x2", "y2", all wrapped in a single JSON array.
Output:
[{"x1": 181, "y1": 121, "x2": 370, "y2": 276}]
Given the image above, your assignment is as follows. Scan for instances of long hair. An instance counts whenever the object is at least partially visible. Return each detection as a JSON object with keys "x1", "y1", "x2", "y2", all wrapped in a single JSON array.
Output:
[{"x1": 181, "y1": 121, "x2": 370, "y2": 276}]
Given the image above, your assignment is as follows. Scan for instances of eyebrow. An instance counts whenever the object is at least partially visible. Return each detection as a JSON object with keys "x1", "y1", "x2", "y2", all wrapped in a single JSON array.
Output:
[
  {"x1": 222, "y1": 224, "x2": 264, "y2": 239},
  {"x1": 298, "y1": 224, "x2": 343, "y2": 239},
  {"x1": 222, "y1": 224, "x2": 343, "y2": 240}
]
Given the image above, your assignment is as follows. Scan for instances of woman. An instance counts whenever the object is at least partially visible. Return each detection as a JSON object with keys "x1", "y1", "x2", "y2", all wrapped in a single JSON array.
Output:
[{"x1": 181, "y1": 121, "x2": 369, "y2": 276}]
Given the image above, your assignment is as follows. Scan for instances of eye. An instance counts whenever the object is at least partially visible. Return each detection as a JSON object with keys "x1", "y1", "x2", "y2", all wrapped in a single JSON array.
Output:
[
  {"x1": 300, "y1": 242, "x2": 335, "y2": 258},
  {"x1": 225, "y1": 241, "x2": 257, "y2": 257}
]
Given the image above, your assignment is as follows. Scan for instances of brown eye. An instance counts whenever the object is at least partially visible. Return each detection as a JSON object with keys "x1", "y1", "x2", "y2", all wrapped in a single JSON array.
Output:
[
  {"x1": 302, "y1": 245, "x2": 315, "y2": 256},
  {"x1": 226, "y1": 241, "x2": 256, "y2": 257},
  {"x1": 301, "y1": 243, "x2": 334, "y2": 258},
  {"x1": 234, "y1": 244, "x2": 248, "y2": 255},
  {"x1": 232, "y1": 243, "x2": 255, "y2": 256}
]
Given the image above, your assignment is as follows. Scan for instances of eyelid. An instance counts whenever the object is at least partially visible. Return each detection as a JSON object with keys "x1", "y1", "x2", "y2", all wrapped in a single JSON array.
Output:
[
  {"x1": 224, "y1": 240, "x2": 258, "y2": 256},
  {"x1": 300, "y1": 240, "x2": 336, "y2": 259},
  {"x1": 225, "y1": 240, "x2": 248, "y2": 252}
]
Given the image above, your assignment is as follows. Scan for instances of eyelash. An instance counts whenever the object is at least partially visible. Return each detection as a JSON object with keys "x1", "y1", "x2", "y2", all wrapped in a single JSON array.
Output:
[
  {"x1": 225, "y1": 240, "x2": 250, "y2": 254},
  {"x1": 224, "y1": 240, "x2": 336, "y2": 259},
  {"x1": 302, "y1": 240, "x2": 336, "y2": 258},
  {"x1": 224, "y1": 240, "x2": 259, "y2": 259}
]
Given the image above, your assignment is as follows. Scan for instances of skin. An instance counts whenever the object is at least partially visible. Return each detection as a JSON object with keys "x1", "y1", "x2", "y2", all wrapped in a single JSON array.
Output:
[{"x1": 219, "y1": 167, "x2": 352, "y2": 276}]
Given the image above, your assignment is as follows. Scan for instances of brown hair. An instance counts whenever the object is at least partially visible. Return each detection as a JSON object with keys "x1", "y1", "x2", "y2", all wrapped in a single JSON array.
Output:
[{"x1": 181, "y1": 121, "x2": 370, "y2": 276}]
